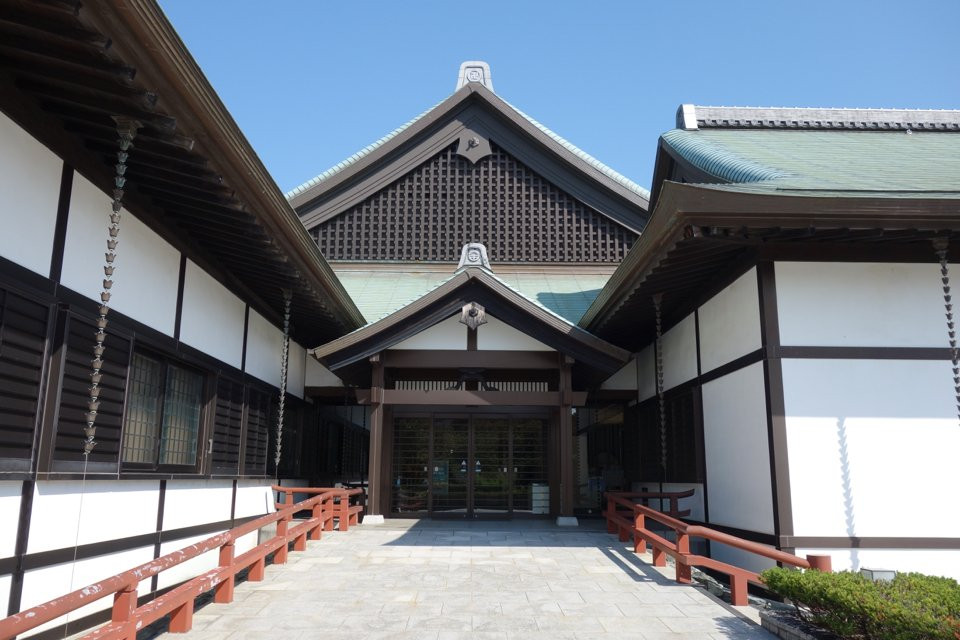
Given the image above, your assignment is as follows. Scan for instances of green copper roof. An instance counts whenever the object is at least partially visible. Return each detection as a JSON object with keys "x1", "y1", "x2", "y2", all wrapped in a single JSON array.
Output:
[
  {"x1": 662, "y1": 128, "x2": 960, "y2": 196},
  {"x1": 334, "y1": 268, "x2": 612, "y2": 325}
]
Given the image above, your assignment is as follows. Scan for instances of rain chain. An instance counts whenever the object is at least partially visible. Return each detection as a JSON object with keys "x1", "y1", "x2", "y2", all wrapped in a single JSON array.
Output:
[
  {"x1": 274, "y1": 289, "x2": 292, "y2": 471},
  {"x1": 652, "y1": 293, "x2": 667, "y2": 478},
  {"x1": 84, "y1": 118, "x2": 140, "y2": 456},
  {"x1": 933, "y1": 238, "x2": 960, "y2": 424}
]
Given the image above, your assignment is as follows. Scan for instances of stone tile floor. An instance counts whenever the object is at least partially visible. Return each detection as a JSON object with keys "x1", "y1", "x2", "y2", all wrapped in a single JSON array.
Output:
[{"x1": 164, "y1": 519, "x2": 775, "y2": 640}]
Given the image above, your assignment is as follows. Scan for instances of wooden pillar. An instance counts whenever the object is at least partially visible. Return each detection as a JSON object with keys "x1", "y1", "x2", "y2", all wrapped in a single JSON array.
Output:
[
  {"x1": 559, "y1": 356, "x2": 575, "y2": 517},
  {"x1": 367, "y1": 353, "x2": 384, "y2": 515}
]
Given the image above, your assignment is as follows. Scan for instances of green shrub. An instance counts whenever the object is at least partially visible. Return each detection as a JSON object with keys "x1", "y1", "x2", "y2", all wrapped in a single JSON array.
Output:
[{"x1": 760, "y1": 567, "x2": 960, "y2": 640}]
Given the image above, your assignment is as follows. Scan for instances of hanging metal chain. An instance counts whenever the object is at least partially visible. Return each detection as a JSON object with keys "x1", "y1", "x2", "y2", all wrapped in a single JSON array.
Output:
[
  {"x1": 274, "y1": 289, "x2": 292, "y2": 472},
  {"x1": 933, "y1": 238, "x2": 960, "y2": 424},
  {"x1": 652, "y1": 293, "x2": 667, "y2": 477},
  {"x1": 83, "y1": 118, "x2": 140, "y2": 456}
]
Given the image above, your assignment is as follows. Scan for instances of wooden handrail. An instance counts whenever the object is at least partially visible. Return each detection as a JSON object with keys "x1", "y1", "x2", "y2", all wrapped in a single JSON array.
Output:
[
  {"x1": 0, "y1": 487, "x2": 362, "y2": 640},
  {"x1": 604, "y1": 491, "x2": 831, "y2": 606}
]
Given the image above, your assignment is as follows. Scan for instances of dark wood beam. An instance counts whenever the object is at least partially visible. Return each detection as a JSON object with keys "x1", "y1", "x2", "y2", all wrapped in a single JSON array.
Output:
[
  {"x1": 367, "y1": 354, "x2": 384, "y2": 516},
  {"x1": 382, "y1": 350, "x2": 559, "y2": 370},
  {"x1": 354, "y1": 389, "x2": 587, "y2": 406}
]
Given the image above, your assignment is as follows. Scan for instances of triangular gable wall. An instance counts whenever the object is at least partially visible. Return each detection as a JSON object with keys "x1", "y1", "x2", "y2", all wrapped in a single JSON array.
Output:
[
  {"x1": 309, "y1": 141, "x2": 636, "y2": 263},
  {"x1": 389, "y1": 312, "x2": 554, "y2": 351}
]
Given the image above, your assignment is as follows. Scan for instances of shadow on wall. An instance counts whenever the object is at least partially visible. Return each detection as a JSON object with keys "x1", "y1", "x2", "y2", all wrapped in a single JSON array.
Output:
[{"x1": 535, "y1": 289, "x2": 602, "y2": 323}]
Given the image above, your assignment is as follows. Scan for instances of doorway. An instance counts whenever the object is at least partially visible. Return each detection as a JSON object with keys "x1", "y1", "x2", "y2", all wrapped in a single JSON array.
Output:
[{"x1": 391, "y1": 413, "x2": 549, "y2": 518}]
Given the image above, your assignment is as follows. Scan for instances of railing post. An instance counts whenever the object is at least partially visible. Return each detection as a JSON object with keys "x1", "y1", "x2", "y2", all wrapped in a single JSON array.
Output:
[
  {"x1": 675, "y1": 531, "x2": 692, "y2": 584},
  {"x1": 339, "y1": 493, "x2": 350, "y2": 532},
  {"x1": 605, "y1": 494, "x2": 616, "y2": 533},
  {"x1": 652, "y1": 546, "x2": 666, "y2": 567},
  {"x1": 112, "y1": 581, "x2": 137, "y2": 639},
  {"x1": 215, "y1": 540, "x2": 235, "y2": 604},
  {"x1": 275, "y1": 514, "x2": 290, "y2": 564},
  {"x1": 633, "y1": 511, "x2": 646, "y2": 554},
  {"x1": 324, "y1": 494, "x2": 335, "y2": 531},
  {"x1": 730, "y1": 573, "x2": 748, "y2": 606},
  {"x1": 248, "y1": 556, "x2": 266, "y2": 582},
  {"x1": 169, "y1": 598, "x2": 194, "y2": 633},
  {"x1": 806, "y1": 554, "x2": 832, "y2": 572},
  {"x1": 310, "y1": 499, "x2": 324, "y2": 541},
  {"x1": 285, "y1": 490, "x2": 293, "y2": 508}
]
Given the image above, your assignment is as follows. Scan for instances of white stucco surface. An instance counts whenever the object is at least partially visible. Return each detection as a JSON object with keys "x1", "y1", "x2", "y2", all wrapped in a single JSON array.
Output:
[
  {"x1": 0, "y1": 482, "x2": 22, "y2": 559},
  {"x1": 162, "y1": 479, "x2": 233, "y2": 530},
  {"x1": 698, "y1": 268, "x2": 761, "y2": 373},
  {"x1": 179, "y1": 260, "x2": 245, "y2": 369},
  {"x1": 660, "y1": 313, "x2": 697, "y2": 391},
  {"x1": 477, "y1": 315, "x2": 553, "y2": 351},
  {"x1": 600, "y1": 357, "x2": 638, "y2": 390},
  {"x1": 245, "y1": 309, "x2": 283, "y2": 387},
  {"x1": 391, "y1": 314, "x2": 465, "y2": 350}
]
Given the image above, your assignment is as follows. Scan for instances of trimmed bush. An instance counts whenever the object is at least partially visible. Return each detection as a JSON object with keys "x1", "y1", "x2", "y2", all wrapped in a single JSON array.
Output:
[{"x1": 760, "y1": 568, "x2": 960, "y2": 640}]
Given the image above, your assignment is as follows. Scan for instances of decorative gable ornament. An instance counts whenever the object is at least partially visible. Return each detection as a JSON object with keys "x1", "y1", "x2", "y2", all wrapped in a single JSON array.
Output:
[
  {"x1": 456, "y1": 60, "x2": 494, "y2": 91},
  {"x1": 459, "y1": 302, "x2": 487, "y2": 330},
  {"x1": 457, "y1": 242, "x2": 491, "y2": 270}
]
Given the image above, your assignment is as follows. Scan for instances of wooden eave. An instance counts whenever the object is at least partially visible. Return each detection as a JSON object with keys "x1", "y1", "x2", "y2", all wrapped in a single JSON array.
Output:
[
  {"x1": 0, "y1": 0, "x2": 365, "y2": 345},
  {"x1": 310, "y1": 267, "x2": 629, "y2": 385},
  {"x1": 290, "y1": 84, "x2": 649, "y2": 233},
  {"x1": 581, "y1": 181, "x2": 960, "y2": 350}
]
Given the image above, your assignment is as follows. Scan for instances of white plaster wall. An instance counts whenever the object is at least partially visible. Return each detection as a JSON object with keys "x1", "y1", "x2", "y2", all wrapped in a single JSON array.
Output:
[
  {"x1": 20, "y1": 547, "x2": 153, "y2": 634},
  {"x1": 162, "y1": 479, "x2": 233, "y2": 530},
  {"x1": 702, "y1": 362, "x2": 775, "y2": 534},
  {"x1": 27, "y1": 481, "x2": 159, "y2": 553},
  {"x1": 61, "y1": 173, "x2": 180, "y2": 335},
  {"x1": 776, "y1": 262, "x2": 945, "y2": 347},
  {"x1": 636, "y1": 344, "x2": 655, "y2": 401},
  {"x1": 234, "y1": 480, "x2": 275, "y2": 519},
  {"x1": 478, "y1": 315, "x2": 553, "y2": 351},
  {"x1": 0, "y1": 112, "x2": 62, "y2": 276},
  {"x1": 305, "y1": 357, "x2": 343, "y2": 387},
  {"x1": 710, "y1": 543, "x2": 777, "y2": 576},
  {"x1": 661, "y1": 313, "x2": 697, "y2": 391},
  {"x1": 0, "y1": 575, "x2": 10, "y2": 620},
  {"x1": 783, "y1": 358, "x2": 959, "y2": 538},
  {"x1": 698, "y1": 268, "x2": 761, "y2": 373},
  {"x1": 0, "y1": 481, "x2": 22, "y2": 558},
  {"x1": 288, "y1": 341, "x2": 306, "y2": 399},
  {"x1": 795, "y1": 547, "x2": 960, "y2": 582},
  {"x1": 156, "y1": 533, "x2": 221, "y2": 590},
  {"x1": 179, "y1": 259, "x2": 245, "y2": 369},
  {"x1": 245, "y1": 309, "x2": 283, "y2": 387},
  {"x1": 391, "y1": 314, "x2": 464, "y2": 350},
  {"x1": 600, "y1": 357, "x2": 638, "y2": 390},
  {"x1": 234, "y1": 530, "x2": 259, "y2": 557}
]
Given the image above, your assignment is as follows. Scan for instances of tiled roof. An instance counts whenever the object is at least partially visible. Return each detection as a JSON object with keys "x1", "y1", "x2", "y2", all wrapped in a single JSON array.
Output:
[
  {"x1": 677, "y1": 105, "x2": 960, "y2": 131},
  {"x1": 334, "y1": 268, "x2": 613, "y2": 325},
  {"x1": 285, "y1": 90, "x2": 650, "y2": 201},
  {"x1": 661, "y1": 127, "x2": 960, "y2": 196}
]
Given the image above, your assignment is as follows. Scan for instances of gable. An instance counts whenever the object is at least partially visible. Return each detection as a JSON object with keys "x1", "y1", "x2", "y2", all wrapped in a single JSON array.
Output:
[
  {"x1": 309, "y1": 141, "x2": 637, "y2": 263},
  {"x1": 388, "y1": 312, "x2": 555, "y2": 351}
]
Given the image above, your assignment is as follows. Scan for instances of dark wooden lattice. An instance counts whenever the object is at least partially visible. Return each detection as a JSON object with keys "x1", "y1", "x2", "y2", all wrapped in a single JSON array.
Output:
[{"x1": 311, "y1": 143, "x2": 637, "y2": 263}]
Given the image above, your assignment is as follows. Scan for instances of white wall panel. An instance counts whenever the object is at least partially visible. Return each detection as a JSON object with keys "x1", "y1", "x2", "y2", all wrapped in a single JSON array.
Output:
[
  {"x1": 179, "y1": 259, "x2": 245, "y2": 368},
  {"x1": 305, "y1": 357, "x2": 343, "y2": 387},
  {"x1": 0, "y1": 111, "x2": 62, "y2": 276},
  {"x1": 478, "y1": 315, "x2": 553, "y2": 351},
  {"x1": 61, "y1": 174, "x2": 180, "y2": 335},
  {"x1": 20, "y1": 547, "x2": 153, "y2": 633},
  {"x1": 162, "y1": 479, "x2": 232, "y2": 530},
  {"x1": 636, "y1": 344, "x2": 655, "y2": 401},
  {"x1": 600, "y1": 357, "x2": 638, "y2": 390},
  {"x1": 391, "y1": 314, "x2": 464, "y2": 350},
  {"x1": 783, "y1": 358, "x2": 959, "y2": 538},
  {"x1": 0, "y1": 575, "x2": 9, "y2": 622},
  {"x1": 702, "y1": 363, "x2": 774, "y2": 534},
  {"x1": 234, "y1": 480, "x2": 275, "y2": 519},
  {"x1": 0, "y1": 482, "x2": 22, "y2": 558},
  {"x1": 796, "y1": 548, "x2": 960, "y2": 581},
  {"x1": 776, "y1": 262, "x2": 945, "y2": 347},
  {"x1": 245, "y1": 309, "x2": 283, "y2": 387},
  {"x1": 288, "y1": 341, "x2": 306, "y2": 398},
  {"x1": 710, "y1": 544, "x2": 776, "y2": 576},
  {"x1": 27, "y1": 481, "x2": 159, "y2": 553},
  {"x1": 661, "y1": 313, "x2": 697, "y2": 391},
  {"x1": 698, "y1": 268, "x2": 761, "y2": 373},
  {"x1": 156, "y1": 533, "x2": 221, "y2": 590}
]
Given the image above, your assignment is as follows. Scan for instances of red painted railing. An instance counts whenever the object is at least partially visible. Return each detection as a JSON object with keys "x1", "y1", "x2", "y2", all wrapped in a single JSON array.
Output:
[
  {"x1": 0, "y1": 487, "x2": 362, "y2": 640},
  {"x1": 604, "y1": 491, "x2": 831, "y2": 606}
]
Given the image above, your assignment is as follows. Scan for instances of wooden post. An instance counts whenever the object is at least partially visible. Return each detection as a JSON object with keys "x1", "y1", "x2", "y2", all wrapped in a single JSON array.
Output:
[
  {"x1": 367, "y1": 354, "x2": 384, "y2": 516},
  {"x1": 559, "y1": 356, "x2": 574, "y2": 517},
  {"x1": 807, "y1": 554, "x2": 832, "y2": 572},
  {"x1": 730, "y1": 573, "x2": 748, "y2": 606},
  {"x1": 214, "y1": 541, "x2": 235, "y2": 603},
  {"x1": 652, "y1": 547, "x2": 666, "y2": 567},
  {"x1": 112, "y1": 582, "x2": 137, "y2": 639},
  {"x1": 310, "y1": 501, "x2": 324, "y2": 540},
  {"x1": 675, "y1": 531, "x2": 692, "y2": 584},
  {"x1": 339, "y1": 493, "x2": 350, "y2": 532},
  {"x1": 633, "y1": 512, "x2": 646, "y2": 554},
  {"x1": 248, "y1": 556, "x2": 265, "y2": 582},
  {"x1": 275, "y1": 515, "x2": 290, "y2": 564},
  {"x1": 169, "y1": 599, "x2": 194, "y2": 633}
]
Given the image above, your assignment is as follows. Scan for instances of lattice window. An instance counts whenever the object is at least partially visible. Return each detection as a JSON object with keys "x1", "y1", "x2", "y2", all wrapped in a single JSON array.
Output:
[{"x1": 311, "y1": 143, "x2": 637, "y2": 263}]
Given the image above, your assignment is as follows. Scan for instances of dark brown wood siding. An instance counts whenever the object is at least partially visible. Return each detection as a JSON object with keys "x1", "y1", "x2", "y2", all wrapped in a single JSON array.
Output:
[
  {"x1": 310, "y1": 143, "x2": 637, "y2": 263},
  {"x1": 212, "y1": 375, "x2": 244, "y2": 475},
  {"x1": 0, "y1": 289, "x2": 49, "y2": 460}
]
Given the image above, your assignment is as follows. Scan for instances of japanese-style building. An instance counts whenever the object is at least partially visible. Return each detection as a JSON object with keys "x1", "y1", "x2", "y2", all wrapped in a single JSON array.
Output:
[{"x1": 1, "y1": 1, "x2": 959, "y2": 635}]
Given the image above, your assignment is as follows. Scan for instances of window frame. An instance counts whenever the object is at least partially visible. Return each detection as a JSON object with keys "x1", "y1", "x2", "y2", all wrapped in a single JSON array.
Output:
[{"x1": 119, "y1": 348, "x2": 208, "y2": 473}]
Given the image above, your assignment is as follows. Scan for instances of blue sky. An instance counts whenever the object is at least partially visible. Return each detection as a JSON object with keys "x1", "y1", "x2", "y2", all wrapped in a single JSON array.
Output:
[{"x1": 158, "y1": 1, "x2": 959, "y2": 196}]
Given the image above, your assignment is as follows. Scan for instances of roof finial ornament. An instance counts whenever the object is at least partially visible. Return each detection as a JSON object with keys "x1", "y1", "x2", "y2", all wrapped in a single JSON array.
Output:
[
  {"x1": 457, "y1": 242, "x2": 491, "y2": 271},
  {"x1": 456, "y1": 61, "x2": 494, "y2": 91}
]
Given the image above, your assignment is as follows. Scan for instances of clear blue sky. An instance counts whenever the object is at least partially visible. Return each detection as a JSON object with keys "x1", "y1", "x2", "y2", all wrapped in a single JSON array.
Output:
[{"x1": 158, "y1": 0, "x2": 959, "y2": 196}]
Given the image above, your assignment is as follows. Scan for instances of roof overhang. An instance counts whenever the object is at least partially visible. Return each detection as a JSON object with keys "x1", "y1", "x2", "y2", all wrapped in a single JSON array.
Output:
[
  {"x1": 0, "y1": 0, "x2": 365, "y2": 343},
  {"x1": 581, "y1": 181, "x2": 960, "y2": 350}
]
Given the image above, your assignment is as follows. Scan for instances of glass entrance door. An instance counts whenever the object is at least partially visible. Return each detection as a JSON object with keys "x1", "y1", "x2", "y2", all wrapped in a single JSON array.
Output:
[
  {"x1": 472, "y1": 418, "x2": 510, "y2": 516},
  {"x1": 430, "y1": 418, "x2": 469, "y2": 515}
]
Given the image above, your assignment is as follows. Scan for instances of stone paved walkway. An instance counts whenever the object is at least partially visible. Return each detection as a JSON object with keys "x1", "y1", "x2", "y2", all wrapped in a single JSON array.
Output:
[{"x1": 169, "y1": 520, "x2": 775, "y2": 640}]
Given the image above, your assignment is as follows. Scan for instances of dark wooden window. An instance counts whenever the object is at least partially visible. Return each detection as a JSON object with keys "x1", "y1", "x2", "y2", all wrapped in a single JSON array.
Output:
[
  {"x1": 211, "y1": 376, "x2": 244, "y2": 475},
  {"x1": 311, "y1": 142, "x2": 637, "y2": 263},
  {"x1": 634, "y1": 387, "x2": 703, "y2": 483},
  {"x1": 0, "y1": 287, "x2": 49, "y2": 463},
  {"x1": 244, "y1": 389, "x2": 272, "y2": 476},
  {"x1": 120, "y1": 352, "x2": 204, "y2": 469}
]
